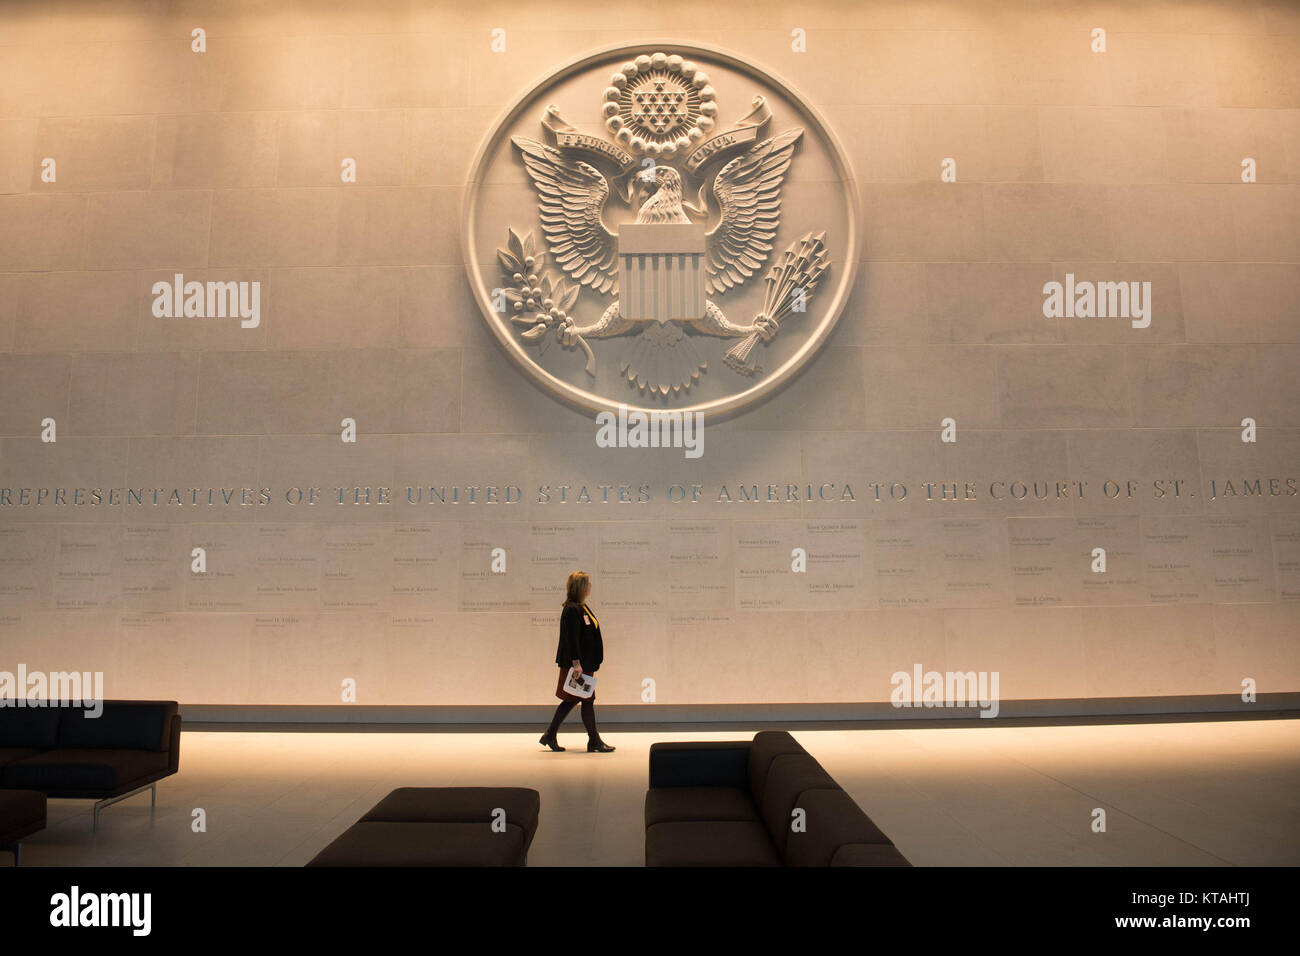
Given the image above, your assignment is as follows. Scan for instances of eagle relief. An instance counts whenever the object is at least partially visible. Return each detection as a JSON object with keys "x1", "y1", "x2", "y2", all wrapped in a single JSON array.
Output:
[{"x1": 463, "y1": 45, "x2": 860, "y2": 419}]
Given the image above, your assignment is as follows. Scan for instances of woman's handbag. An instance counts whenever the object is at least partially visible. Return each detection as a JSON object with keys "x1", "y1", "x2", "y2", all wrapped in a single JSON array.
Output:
[{"x1": 556, "y1": 666, "x2": 596, "y2": 701}]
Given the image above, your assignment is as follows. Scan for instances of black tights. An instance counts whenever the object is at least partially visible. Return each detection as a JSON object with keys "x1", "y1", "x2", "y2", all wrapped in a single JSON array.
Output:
[{"x1": 545, "y1": 697, "x2": 598, "y2": 738}]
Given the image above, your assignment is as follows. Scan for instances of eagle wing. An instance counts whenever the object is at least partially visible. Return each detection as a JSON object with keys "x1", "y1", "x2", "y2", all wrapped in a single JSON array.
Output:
[
  {"x1": 512, "y1": 137, "x2": 618, "y2": 296},
  {"x1": 704, "y1": 128, "x2": 804, "y2": 295}
]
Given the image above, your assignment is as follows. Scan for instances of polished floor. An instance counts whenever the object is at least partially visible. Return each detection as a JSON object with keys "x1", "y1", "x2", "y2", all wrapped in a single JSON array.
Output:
[{"x1": 17, "y1": 718, "x2": 1300, "y2": 866}]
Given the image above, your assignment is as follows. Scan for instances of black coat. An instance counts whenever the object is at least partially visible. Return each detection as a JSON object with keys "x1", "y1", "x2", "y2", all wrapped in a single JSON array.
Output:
[{"x1": 555, "y1": 603, "x2": 603, "y2": 672}]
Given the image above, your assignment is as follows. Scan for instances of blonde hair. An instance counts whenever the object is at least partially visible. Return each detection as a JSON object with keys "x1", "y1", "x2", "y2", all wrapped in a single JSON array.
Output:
[{"x1": 564, "y1": 571, "x2": 591, "y2": 606}]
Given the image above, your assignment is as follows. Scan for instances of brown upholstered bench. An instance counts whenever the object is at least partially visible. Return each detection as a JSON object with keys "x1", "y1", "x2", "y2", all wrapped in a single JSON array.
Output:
[
  {"x1": 644, "y1": 731, "x2": 911, "y2": 867},
  {"x1": 307, "y1": 787, "x2": 541, "y2": 867},
  {"x1": 0, "y1": 789, "x2": 47, "y2": 866}
]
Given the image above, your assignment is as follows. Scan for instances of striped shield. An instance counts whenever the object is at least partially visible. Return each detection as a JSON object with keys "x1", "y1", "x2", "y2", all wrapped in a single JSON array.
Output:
[{"x1": 617, "y1": 222, "x2": 707, "y2": 324}]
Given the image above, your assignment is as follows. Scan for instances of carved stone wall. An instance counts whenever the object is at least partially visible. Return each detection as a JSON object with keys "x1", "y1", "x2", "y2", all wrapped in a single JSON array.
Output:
[{"x1": 0, "y1": 0, "x2": 1296, "y2": 709}]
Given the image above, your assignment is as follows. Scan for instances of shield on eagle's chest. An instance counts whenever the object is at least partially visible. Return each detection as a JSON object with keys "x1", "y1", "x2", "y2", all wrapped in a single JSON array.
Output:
[{"x1": 617, "y1": 222, "x2": 707, "y2": 323}]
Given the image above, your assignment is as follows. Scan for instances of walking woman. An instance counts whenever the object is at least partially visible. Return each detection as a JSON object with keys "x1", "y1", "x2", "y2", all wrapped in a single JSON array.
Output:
[{"x1": 539, "y1": 571, "x2": 615, "y2": 753}]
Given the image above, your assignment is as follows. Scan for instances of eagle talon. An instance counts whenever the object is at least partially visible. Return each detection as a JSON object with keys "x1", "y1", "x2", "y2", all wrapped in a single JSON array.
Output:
[{"x1": 556, "y1": 316, "x2": 579, "y2": 347}]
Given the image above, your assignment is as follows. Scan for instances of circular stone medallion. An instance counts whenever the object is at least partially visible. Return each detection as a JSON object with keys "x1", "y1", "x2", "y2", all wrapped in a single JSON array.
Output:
[{"x1": 462, "y1": 42, "x2": 861, "y2": 420}]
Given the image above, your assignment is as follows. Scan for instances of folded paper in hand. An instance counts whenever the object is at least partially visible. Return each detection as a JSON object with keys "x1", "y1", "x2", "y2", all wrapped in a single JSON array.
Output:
[{"x1": 564, "y1": 667, "x2": 596, "y2": 699}]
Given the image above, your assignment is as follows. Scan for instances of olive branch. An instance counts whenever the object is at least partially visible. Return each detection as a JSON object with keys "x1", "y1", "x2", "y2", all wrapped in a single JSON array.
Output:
[{"x1": 497, "y1": 228, "x2": 595, "y2": 374}]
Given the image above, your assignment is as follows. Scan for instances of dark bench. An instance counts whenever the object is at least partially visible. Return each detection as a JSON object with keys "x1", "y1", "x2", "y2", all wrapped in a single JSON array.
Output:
[
  {"x1": 0, "y1": 790, "x2": 46, "y2": 866},
  {"x1": 307, "y1": 787, "x2": 541, "y2": 867},
  {"x1": 644, "y1": 730, "x2": 911, "y2": 867},
  {"x1": 0, "y1": 700, "x2": 182, "y2": 831}
]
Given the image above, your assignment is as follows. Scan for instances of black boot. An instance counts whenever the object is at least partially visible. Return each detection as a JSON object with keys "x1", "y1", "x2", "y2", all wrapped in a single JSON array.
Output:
[
  {"x1": 587, "y1": 737, "x2": 615, "y2": 753},
  {"x1": 542, "y1": 700, "x2": 576, "y2": 751}
]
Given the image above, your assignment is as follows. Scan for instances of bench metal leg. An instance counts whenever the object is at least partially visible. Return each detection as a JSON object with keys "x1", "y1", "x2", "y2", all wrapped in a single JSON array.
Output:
[{"x1": 92, "y1": 782, "x2": 157, "y2": 833}]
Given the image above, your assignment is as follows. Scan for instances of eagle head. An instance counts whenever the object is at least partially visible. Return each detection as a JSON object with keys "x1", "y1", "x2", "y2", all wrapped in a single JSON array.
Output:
[{"x1": 635, "y1": 165, "x2": 690, "y2": 224}]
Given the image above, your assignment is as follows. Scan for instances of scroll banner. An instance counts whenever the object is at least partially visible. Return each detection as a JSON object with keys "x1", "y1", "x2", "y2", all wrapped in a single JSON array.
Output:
[
  {"x1": 541, "y1": 106, "x2": 637, "y2": 171},
  {"x1": 539, "y1": 98, "x2": 774, "y2": 176},
  {"x1": 683, "y1": 95, "x2": 772, "y2": 174}
]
